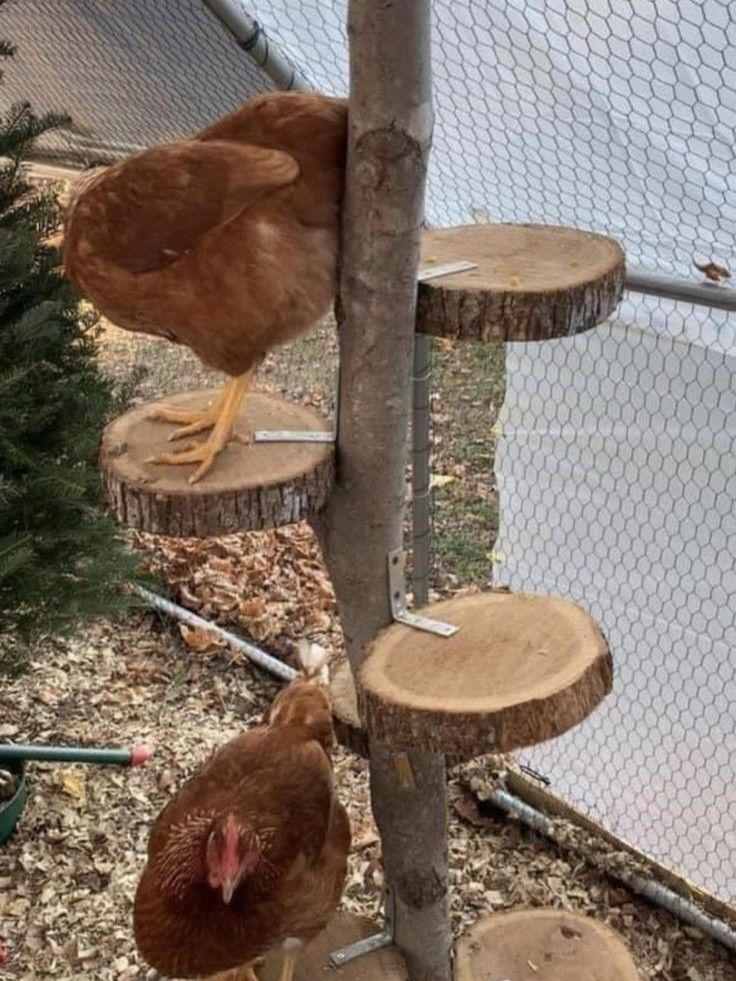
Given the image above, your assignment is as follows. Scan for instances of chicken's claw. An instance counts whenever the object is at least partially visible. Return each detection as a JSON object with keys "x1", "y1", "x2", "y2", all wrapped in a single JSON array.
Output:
[
  {"x1": 146, "y1": 372, "x2": 255, "y2": 482},
  {"x1": 147, "y1": 398, "x2": 224, "y2": 442},
  {"x1": 146, "y1": 436, "x2": 233, "y2": 484}
]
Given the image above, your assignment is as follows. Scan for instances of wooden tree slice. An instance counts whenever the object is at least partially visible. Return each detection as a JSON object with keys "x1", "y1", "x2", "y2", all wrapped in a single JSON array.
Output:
[
  {"x1": 101, "y1": 390, "x2": 333, "y2": 537},
  {"x1": 360, "y1": 591, "x2": 612, "y2": 757},
  {"x1": 418, "y1": 224, "x2": 625, "y2": 341},
  {"x1": 253, "y1": 912, "x2": 407, "y2": 980},
  {"x1": 330, "y1": 658, "x2": 369, "y2": 758},
  {"x1": 455, "y1": 909, "x2": 640, "y2": 981}
]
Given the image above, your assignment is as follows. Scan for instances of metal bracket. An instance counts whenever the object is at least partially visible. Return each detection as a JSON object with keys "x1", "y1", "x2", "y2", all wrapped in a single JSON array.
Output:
[
  {"x1": 418, "y1": 259, "x2": 478, "y2": 282},
  {"x1": 328, "y1": 890, "x2": 395, "y2": 968},
  {"x1": 388, "y1": 549, "x2": 458, "y2": 637},
  {"x1": 253, "y1": 429, "x2": 334, "y2": 443}
]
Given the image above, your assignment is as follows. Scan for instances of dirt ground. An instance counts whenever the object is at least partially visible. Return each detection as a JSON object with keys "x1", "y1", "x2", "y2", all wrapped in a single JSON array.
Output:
[{"x1": 1, "y1": 322, "x2": 734, "y2": 980}]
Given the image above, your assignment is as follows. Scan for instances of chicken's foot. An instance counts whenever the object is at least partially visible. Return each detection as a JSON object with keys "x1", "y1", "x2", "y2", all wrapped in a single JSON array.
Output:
[
  {"x1": 147, "y1": 386, "x2": 230, "y2": 441},
  {"x1": 146, "y1": 369, "x2": 255, "y2": 483}
]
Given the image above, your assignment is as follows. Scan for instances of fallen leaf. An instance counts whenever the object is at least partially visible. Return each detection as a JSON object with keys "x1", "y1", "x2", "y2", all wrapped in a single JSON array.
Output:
[
  {"x1": 178, "y1": 623, "x2": 225, "y2": 653},
  {"x1": 351, "y1": 815, "x2": 380, "y2": 853},
  {"x1": 430, "y1": 473, "x2": 456, "y2": 490},
  {"x1": 451, "y1": 793, "x2": 496, "y2": 830},
  {"x1": 57, "y1": 768, "x2": 86, "y2": 805}
]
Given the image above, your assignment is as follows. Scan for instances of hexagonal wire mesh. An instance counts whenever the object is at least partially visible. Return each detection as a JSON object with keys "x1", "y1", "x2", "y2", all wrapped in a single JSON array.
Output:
[{"x1": 2, "y1": 0, "x2": 734, "y2": 910}]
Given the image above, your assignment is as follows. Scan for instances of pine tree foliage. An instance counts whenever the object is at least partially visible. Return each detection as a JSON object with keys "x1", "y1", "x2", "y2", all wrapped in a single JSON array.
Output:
[{"x1": 0, "y1": 39, "x2": 140, "y2": 641}]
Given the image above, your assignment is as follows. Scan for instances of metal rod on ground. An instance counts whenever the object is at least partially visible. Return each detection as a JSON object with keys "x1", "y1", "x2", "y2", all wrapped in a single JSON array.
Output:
[
  {"x1": 0, "y1": 744, "x2": 151, "y2": 767},
  {"x1": 491, "y1": 784, "x2": 736, "y2": 954},
  {"x1": 200, "y1": 0, "x2": 311, "y2": 91},
  {"x1": 411, "y1": 333, "x2": 432, "y2": 608},
  {"x1": 132, "y1": 584, "x2": 296, "y2": 683}
]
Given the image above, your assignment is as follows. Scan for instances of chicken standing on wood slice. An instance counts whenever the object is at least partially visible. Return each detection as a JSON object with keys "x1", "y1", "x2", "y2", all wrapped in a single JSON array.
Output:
[
  {"x1": 63, "y1": 91, "x2": 347, "y2": 483},
  {"x1": 133, "y1": 647, "x2": 350, "y2": 980}
]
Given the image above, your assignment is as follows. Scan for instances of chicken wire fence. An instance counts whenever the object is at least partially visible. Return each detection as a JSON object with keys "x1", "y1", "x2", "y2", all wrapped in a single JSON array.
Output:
[{"x1": 2, "y1": 0, "x2": 735, "y2": 914}]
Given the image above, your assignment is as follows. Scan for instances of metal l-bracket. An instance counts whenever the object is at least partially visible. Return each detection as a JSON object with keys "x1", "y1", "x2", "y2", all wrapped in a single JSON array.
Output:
[
  {"x1": 328, "y1": 890, "x2": 395, "y2": 968},
  {"x1": 388, "y1": 549, "x2": 458, "y2": 637},
  {"x1": 418, "y1": 259, "x2": 478, "y2": 282},
  {"x1": 253, "y1": 429, "x2": 334, "y2": 443}
]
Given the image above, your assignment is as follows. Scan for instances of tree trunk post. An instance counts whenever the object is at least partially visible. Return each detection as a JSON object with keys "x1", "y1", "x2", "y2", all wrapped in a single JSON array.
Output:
[{"x1": 315, "y1": 2, "x2": 453, "y2": 979}]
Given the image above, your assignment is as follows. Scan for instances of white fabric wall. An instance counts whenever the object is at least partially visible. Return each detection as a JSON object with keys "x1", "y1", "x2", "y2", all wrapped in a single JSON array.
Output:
[{"x1": 495, "y1": 302, "x2": 735, "y2": 900}]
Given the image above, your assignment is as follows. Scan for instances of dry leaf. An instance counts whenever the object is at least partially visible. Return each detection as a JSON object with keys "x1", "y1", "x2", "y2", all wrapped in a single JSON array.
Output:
[
  {"x1": 58, "y1": 768, "x2": 86, "y2": 804},
  {"x1": 178, "y1": 623, "x2": 225, "y2": 653},
  {"x1": 351, "y1": 815, "x2": 380, "y2": 853},
  {"x1": 451, "y1": 793, "x2": 495, "y2": 830},
  {"x1": 430, "y1": 473, "x2": 456, "y2": 489}
]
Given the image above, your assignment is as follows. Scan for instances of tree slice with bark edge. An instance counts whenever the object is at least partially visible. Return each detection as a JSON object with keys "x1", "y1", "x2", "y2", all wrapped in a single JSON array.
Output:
[
  {"x1": 418, "y1": 223, "x2": 625, "y2": 341},
  {"x1": 101, "y1": 390, "x2": 333, "y2": 537},
  {"x1": 360, "y1": 591, "x2": 612, "y2": 758},
  {"x1": 329, "y1": 658, "x2": 471, "y2": 768},
  {"x1": 239, "y1": 912, "x2": 407, "y2": 980},
  {"x1": 330, "y1": 657, "x2": 369, "y2": 758},
  {"x1": 454, "y1": 909, "x2": 640, "y2": 981}
]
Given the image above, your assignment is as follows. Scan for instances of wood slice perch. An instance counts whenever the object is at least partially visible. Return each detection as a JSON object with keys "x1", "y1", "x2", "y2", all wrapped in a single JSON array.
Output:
[
  {"x1": 360, "y1": 591, "x2": 612, "y2": 758},
  {"x1": 254, "y1": 912, "x2": 407, "y2": 980},
  {"x1": 330, "y1": 658, "x2": 369, "y2": 758},
  {"x1": 101, "y1": 390, "x2": 333, "y2": 537},
  {"x1": 455, "y1": 909, "x2": 640, "y2": 981},
  {"x1": 418, "y1": 224, "x2": 625, "y2": 341}
]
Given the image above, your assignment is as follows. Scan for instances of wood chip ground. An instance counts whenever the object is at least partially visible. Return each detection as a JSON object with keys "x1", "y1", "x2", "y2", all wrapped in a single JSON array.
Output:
[{"x1": 0, "y1": 322, "x2": 733, "y2": 980}]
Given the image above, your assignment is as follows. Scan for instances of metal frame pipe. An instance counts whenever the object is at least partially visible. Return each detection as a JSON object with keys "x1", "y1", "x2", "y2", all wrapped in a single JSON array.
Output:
[
  {"x1": 625, "y1": 265, "x2": 736, "y2": 312},
  {"x1": 133, "y1": 585, "x2": 296, "y2": 682},
  {"x1": 491, "y1": 785, "x2": 736, "y2": 954},
  {"x1": 200, "y1": 0, "x2": 310, "y2": 91}
]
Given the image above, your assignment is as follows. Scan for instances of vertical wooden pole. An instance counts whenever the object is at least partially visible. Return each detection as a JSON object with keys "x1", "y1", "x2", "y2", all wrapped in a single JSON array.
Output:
[{"x1": 316, "y1": 2, "x2": 453, "y2": 979}]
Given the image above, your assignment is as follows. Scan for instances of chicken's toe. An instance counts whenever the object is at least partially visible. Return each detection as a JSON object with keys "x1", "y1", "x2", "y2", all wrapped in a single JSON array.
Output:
[
  {"x1": 147, "y1": 404, "x2": 214, "y2": 426},
  {"x1": 145, "y1": 438, "x2": 224, "y2": 483},
  {"x1": 167, "y1": 416, "x2": 221, "y2": 442}
]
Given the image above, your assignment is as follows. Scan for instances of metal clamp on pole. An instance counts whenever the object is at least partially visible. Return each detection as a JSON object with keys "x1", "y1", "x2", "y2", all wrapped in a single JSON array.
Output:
[
  {"x1": 388, "y1": 549, "x2": 458, "y2": 637},
  {"x1": 328, "y1": 889, "x2": 396, "y2": 967},
  {"x1": 418, "y1": 259, "x2": 478, "y2": 281},
  {"x1": 255, "y1": 366, "x2": 340, "y2": 444},
  {"x1": 253, "y1": 429, "x2": 334, "y2": 443}
]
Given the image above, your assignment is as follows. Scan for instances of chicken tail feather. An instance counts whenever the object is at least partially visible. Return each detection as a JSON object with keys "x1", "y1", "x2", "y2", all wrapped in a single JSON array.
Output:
[{"x1": 295, "y1": 640, "x2": 329, "y2": 685}]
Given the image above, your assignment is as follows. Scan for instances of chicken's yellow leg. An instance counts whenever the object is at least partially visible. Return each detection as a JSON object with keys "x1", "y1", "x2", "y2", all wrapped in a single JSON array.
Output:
[
  {"x1": 146, "y1": 368, "x2": 255, "y2": 484},
  {"x1": 277, "y1": 951, "x2": 298, "y2": 981},
  {"x1": 207, "y1": 963, "x2": 259, "y2": 981}
]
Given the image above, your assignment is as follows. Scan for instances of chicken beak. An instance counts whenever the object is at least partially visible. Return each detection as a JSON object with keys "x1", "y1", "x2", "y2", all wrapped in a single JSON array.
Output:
[{"x1": 221, "y1": 876, "x2": 237, "y2": 905}]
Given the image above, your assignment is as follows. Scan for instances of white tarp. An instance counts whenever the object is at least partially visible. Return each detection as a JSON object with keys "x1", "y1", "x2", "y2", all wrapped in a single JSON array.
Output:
[{"x1": 496, "y1": 305, "x2": 735, "y2": 901}]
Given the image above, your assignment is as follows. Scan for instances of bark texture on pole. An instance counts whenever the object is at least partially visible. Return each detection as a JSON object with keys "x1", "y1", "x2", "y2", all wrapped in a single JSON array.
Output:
[{"x1": 314, "y1": 2, "x2": 452, "y2": 978}]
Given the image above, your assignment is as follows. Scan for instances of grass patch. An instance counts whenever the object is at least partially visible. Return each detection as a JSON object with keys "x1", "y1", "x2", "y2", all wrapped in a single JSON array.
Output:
[{"x1": 430, "y1": 339, "x2": 506, "y2": 589}]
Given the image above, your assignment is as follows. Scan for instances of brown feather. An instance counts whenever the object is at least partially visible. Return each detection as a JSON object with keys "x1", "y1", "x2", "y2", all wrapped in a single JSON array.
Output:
[
  {"x1": 63, "y1": 91, "x2": 347, "y2": 376},
  {"x1": 133, "y1": 678, "x2": 350, "y2": 978}
]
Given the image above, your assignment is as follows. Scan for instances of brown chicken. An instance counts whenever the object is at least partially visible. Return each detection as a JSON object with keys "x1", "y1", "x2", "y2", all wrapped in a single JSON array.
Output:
[
  {"x1": 133, "y1": 652, "x2": 350, "y2": 980},
  {"x1": 63, "y1": 92, "x2": 347, "y2": 482}
]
